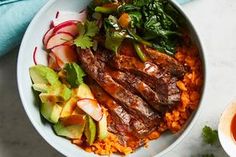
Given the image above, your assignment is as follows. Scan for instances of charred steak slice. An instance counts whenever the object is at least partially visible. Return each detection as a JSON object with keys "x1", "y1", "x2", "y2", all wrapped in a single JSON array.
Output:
[
  {"x1": 143, "y1": 46, "x2": 186, "y2": 78},
  {"x1": 112, "y1": 55, "x2": 168, "y2": 97},
  {"x1": 167, "y1": 77, "x2": 181, "y2": 104},
  {"x1": 86, "y1": 78, "x2": 146, "y2": 148},
  {"x1": 110, "y1": 71, "x2": 170, "y2": 112},
  {"x1": 86, "y1": 77, "x2": 132, "y2": 133},
  {"x1": 112, "y1": 55, "x2": 181, "y2": 107},
  {"x1": 112, "y1": 55, "x2": 163, "y2": 79},
  {"x1": 77, "y1": 49, "x2": 159, "y2": 135}
]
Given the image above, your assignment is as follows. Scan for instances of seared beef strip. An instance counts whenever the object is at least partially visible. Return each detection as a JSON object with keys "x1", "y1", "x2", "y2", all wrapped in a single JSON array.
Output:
[
  {"x1": 111, "y1": 55, "x2": 180, "y2": 106},
  {"x1": 86, "y1": 78, "x2": 146, "y2": 148},
  {"x1": 77, "y1": 49, "x2": 159, "y2": 136},
  {"x1": 143, "y1": 46, "x2": 186, "y2": 78},
  {"x1": 110, "y1": 71, "x2": 170, "y2": 112},
  {"x1": 112, "y1": 55, "x2": 163, "y2": 79}
]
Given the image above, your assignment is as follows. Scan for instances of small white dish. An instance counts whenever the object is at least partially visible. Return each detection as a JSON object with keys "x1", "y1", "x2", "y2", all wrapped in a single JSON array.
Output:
[{"x1": 218, "y1": 100, "x2": 236, "y2": 156}]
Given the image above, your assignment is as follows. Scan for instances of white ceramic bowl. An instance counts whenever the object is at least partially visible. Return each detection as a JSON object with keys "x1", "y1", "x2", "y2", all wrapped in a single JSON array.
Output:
[{"x1": 17, "y1": 0, "x2": 206, "y2": 156}]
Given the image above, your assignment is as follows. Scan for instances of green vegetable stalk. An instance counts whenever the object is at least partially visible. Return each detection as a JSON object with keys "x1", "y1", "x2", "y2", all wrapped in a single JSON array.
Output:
[
  {"x1": 133, "y1": 43, "x2": 147, "y2": 62},
  {"x1": 128, "y1": 29, "x2": 152, "y2": 47},
  {"x1": 95, "y1": 6, "x2": 117, "y2": 14}
]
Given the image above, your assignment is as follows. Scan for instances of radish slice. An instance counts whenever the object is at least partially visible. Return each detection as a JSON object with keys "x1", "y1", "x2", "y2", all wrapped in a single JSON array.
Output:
[
  {"x1": 48, "y1": 53, "x2": 60, "y2": 71},
  {"x1": 77, "y1": 98, "x2": 103, "y2": 121},
  {"x1": 33, "y1": 47, "x2": 48, "y2": 65},
  {"x1": 51, "y1": 45, "x2": 78, "y2": 68},
  {"x1": 54, "y1": 21, "x2": 78, "y2": 36},
  {"x1": 53, "y1": 10, "x2": 87, "y2": 26},
  {"x1": 43, "y1": 28, "x2": 54, "y2": 46},
  {"x1": 46, "y1": 32, "x2": 73, "y2": 49}
]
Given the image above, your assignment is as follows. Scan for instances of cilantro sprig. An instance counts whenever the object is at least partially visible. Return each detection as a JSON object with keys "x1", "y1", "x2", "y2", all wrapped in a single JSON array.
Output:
[
  {"x1": 202, "y1": 125, "x2": 218, "y2": 145},
  {"x1": 64, "y1": 63, "x2": 86, "y2": 88},
  {"x1": 74, "y1": 21, "x2": 99, "y2": 49}
]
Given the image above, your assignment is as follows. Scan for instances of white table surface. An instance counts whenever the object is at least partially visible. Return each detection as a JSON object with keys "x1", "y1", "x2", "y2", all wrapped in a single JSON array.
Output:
[{"x1": 0, "y1": 0, "x2": 235, "y2": 156}]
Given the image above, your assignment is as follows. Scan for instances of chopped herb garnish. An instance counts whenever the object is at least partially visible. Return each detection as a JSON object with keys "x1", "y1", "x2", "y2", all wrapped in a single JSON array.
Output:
[
  {"x1": 74, "y1": 21, "x2": 99, "y2": 49},
  {"x1": 64, "y1": 63, "x2": 86, "y2": 88}
]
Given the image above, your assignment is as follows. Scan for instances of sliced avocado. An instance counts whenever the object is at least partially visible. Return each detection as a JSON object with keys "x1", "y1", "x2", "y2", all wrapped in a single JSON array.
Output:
[
  {"x1": 32, "y1": 84, "x2": 50, "y2": 93},
  {"x1": 98, "y1": 111, "x2": 108, "y2": 140},
  {"x1": 51, "y1": 84, "x2": 72, "y2": 101},
  {"x1": 54, "y1": 115, "x2": 86, "y2": 139},
  {"x1": 84, "y1": 115, "x2": 96, "y2": 145},
  {"x1": 41, "y1": 102, "x2": 62, "y2": 123},
  {"x1": 29, "y1": 65, "x2": 60, "y2": 85},
  {"x1": 73, "y1": 83, "x2": 94, "y2": 99},
  {"x1": 39, "y1": 84, "x2": 71, "y2": 103},
  {"x1": 60, "y1": 97, "x2": 79, "y2": 118}
]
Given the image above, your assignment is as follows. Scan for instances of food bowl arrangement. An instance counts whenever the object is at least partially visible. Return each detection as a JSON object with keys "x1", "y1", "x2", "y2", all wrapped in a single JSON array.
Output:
[{"x1": 17, "y1": 0, "x2": 205, "y2": 156}]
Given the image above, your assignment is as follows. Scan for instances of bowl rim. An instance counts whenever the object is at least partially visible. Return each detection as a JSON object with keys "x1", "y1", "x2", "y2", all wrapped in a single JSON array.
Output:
[{"x1": 17, "y1": 0, "x2": 207, "y2": 156}]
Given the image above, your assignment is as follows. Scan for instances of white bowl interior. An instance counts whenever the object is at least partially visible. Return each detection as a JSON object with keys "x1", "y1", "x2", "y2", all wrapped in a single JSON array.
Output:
[{"x1": 17, "y1": 0, "x2": 205, "y2": 156}]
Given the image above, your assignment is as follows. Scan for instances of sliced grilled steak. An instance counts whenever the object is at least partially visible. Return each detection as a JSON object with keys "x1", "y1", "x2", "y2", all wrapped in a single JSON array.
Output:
[
  {"x1": 86, "y1": 77, "x2": 131, "y2": 133},
  {"x1": 110, "y1": 71, "x2": 170, "y2": 112},
  {"x1": 111, "y1": 55, "x2": 181, "y2": 107},
  {"x1": 167, "y1": 77, "x2": 181, "y2": 104},
  {"x1": 112, "y1": 55, "x2": 168, "y2": 97},
  {"x1": 86, "y1": 79, "x2": 146, "y2": 148},
  {"x1": 77, "y1": 49, "x2": 159, "y2": 136},
  {"x1": 143, "y1": 46, "x2": 186, "y2": 78},
  {"x1": 112, "y1": 55, "x2": 163, "y2": 78}
]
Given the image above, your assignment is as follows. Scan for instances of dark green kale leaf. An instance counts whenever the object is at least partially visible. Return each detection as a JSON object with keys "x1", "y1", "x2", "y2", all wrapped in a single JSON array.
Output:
[
  {"x1": 118, "y1": 4, "x2": 141, "y2": 13},
  {"x1": 133, "y1": 0, "x2": 151, "y2": 7},
  {"x1": 128, "y1": 11, "x2": 142, "y2": 28}
]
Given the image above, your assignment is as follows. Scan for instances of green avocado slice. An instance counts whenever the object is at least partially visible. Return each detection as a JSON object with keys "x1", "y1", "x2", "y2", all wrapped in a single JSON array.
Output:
[
  {"x1": 32, "y1": 84, "x2": 50, "y2": 93},
  {"x1": 29, "y1": 65, "x2": 60, "y2": 85},
  {"x1": 73, "y1": 83, "x2": 94, "y2": 99},
  {"x1": 84, "y1": 115, "x2": 96, "y2": 145},
  {"x1": 54, "y1": 115, "x2": 86, "y2": 139},
  {"x1": 39, "y1": 84, "x2": 72, "y2": 103},
  {"x1": 40, "y1": 102, "x2": 62, "y2": 124},
  {"x1": 98, "y1": 111, "x2": 108, "y2": 140}
]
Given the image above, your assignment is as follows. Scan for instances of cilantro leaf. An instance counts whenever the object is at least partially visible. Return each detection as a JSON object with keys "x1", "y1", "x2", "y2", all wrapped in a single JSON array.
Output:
[
  {"x1": 74, "y1": 20, "x2": 99, "y2": 49},
  {"x1": 74, "y1": 35, "x2": 94, "y2": 49},
  {"x1": 202, "y1": 126, "x2": 218, "y2": 145},
  {"x1": 86, "y1": 21, "x2": 99, "y2": 37},
  {"x1": 77, "y1": 22, "x2": 86, "y2": 35},
  {"x1": 64, "y1": 63, "x2": 86, "y2": 88}
]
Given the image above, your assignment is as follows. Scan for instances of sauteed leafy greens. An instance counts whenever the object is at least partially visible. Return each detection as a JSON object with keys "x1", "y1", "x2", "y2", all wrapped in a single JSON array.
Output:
[{"x1": 87, "y1": 0, "x2": 182, "y2": 55}]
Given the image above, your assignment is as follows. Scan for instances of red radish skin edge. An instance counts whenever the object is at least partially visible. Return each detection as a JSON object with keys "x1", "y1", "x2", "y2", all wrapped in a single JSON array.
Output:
[
  {"x1": 77, "y1": 98, "x2": 103, "y2": 121},
  {"x1": 52, "y1": 20, "x2": 79, "y2": 28},
  {"x1": 54, "y1": 24, "x2": 78, "y2": 37},
  {"x1": 54, "y1": 31, "x2": 74, "y2": 37},
  {"x1": 53, "y1": 20, "x2": 79, "y2": 33},
  {"x1": 46, "y1": 32, "x2": 74, "y2": 49},
  {"x1": 55, "y1": 11, "x2": 59, "y2": 19},
  {"x1": 42, "y1": 28, "x2": 54, "y2": 46},
  {"x1": 33, "y1": 47, "x2": 38, "y2": 65}
]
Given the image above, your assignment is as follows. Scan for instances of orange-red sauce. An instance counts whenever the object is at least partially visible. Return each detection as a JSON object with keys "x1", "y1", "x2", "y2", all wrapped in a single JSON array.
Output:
[{"x1": 231, "y1": 113, "x2": 236, "y2": 141}]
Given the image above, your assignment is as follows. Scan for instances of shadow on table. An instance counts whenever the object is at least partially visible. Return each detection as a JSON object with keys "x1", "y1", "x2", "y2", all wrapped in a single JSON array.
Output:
[{"x1": 0, "y1": 49, "x2": 63, "y2": 157}]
